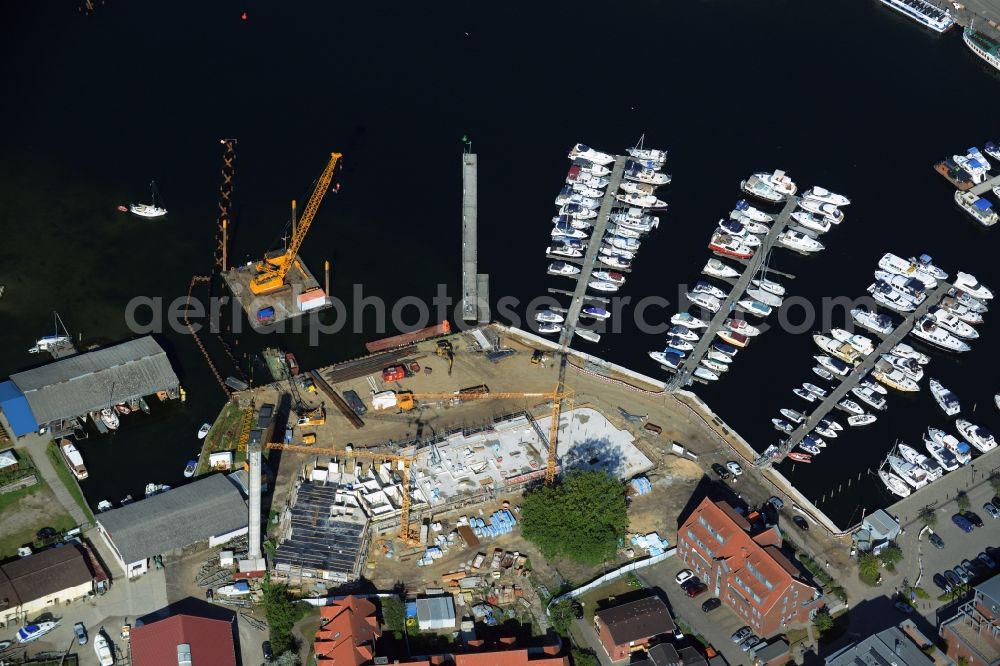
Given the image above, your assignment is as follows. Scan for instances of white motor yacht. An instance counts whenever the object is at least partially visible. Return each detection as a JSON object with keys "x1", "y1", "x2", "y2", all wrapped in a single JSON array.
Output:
[
  {"x1": 535, "y1": 311, "x2": 565, "y2": 324},
  {"x1": 559, "y1": 203, "x2": 597, "y2": 220},
  {"x1": 954, "y1": 147, "x2": 991, "y2": 182},
  {"x1": 898, "y1": 443, "x2": 940, "y2": 481},
  {"x1": 929, "y1": 378, "x2": 961, "y2": 415},
  {"x1": 954, "y1": 271, "x2": 993, "y2": 300},
  {"x1": 939, "y1": 297, "x2": 984, "y2": 325},
  {"x1": 598, "y1": 255, "x2": 631, "y2": 270},
  {"x1": 780, "y1": 408, "x2": 805, "y2": 424},
  {"x1": 100, "y1": 407, "x2": 120, "y2": 430},
  {"x1": 756, "y1": 170, "x2": 797, "y2": 195},
  {"x1": 669, "y1": 325, "x2": 699, "y2": 342},
  {"x1": 671, "y1": 311, "x2": 708, "y2": 329},
  {"x1": 569, "y1": 143, "x2": 614, "y2": 165},
  {"x1": 924, "y1": 433, "x2": 960, "y2": 472},
  {"x1": 911, "y1": 315, "x2": 971, "y2": 352},
  {"x1": 737, "y1": 299, "x2": 772, "y2": 317},
  {"x1": 794, "y1": 387, "x2": 817, "y2": 402},
  {"x1": 872, "y1": 361, "x2": 920, "y2": 392},
  {"x1": 927, "y1": 427, "x2": 972, "y2": 465},
  {"x1": 868, "y1": 280, "x2": 918, "y2": 312},
  {"x1": 879, "y1": 469, "x2": 911, "y2": 498},
  {"x1": 878, "y1": 354, "x2": 924, "y2": 381},
  {"x1": 608, "y1": 223, "x2": 642, "y2": 239},
  {"x1": 797, "y1": 198, "x2": 843, "y2": 224},
  {"x1": 724, "y1": 317, "x2": 760, "y2": 336},
  {"x1": 778, "y1": 229, "x2": 824, "y2": 253},
  {"x1": 708, "y1": 232, "x2": 756, "y2": 260},
  {"x1": 593, "y1": 270, "x2": 625, "y2": 286},
  {"x1": 740, "y1": 175, "x2": 783, "y2": 203},
  {"x1": 555, "y1": 189, "x2": 600, "y2": 209},
  {"x1": 878, "y1": 252, "x2": 937, "y2": 288},
  {"x1": 574, "y1": 328, "x2": 601, "y2": 343},
  {"x1": 815, "y1": 354, "x2": 851, "y2": 377},
  {"x1": 803, "y1": 382, "x2": 827, "y2": 397},
  {"x1": 572, "y1": 172, "x2": 610, "y2": 189},
  {"x1": 537, "y1": 322, "x2": 562, "y2": 335},
  {"x1": 851, "y1": 307, "x2": 894, "y2": 335},
  {"x1": 572, "y1": 183, "x2": 604, "y2": 198},
  {"x1": 732, "y1": 199, "x2": 773, "y2": 222},
  {"x1": 702, "y1": 358, "x2": 729, "y2": 373},
  {"x1": 548, "y1": 245, "x2": 584, "y2": 259},
  {"x1": 860, "y1": 376, "x2": 888, "y2": 395},
  {"x1": 708, "y1": 350, "x2": 733, "y2": 364},
  {"x1": 831, "y1": 328, "x2": 875, "y2": 355},
  {"x1": 694, "y1": 367, "x2": 719, "y2": 382},
  {"x1": 548, "y1": 261, "x2": 582, "y2": 276},
  {"x1": 703, "y1": 258, "x2": 740, "y2": 279},
  {"x1": 687, "y1": 291, "x2": 721, "y2": 313},
  {"x1": 746, "y1": 287, "x2": 782, "y2": 308},
  {"x1": 930, "y1": 307, "x2": 979, "y2": 339},
  {"x1": 608, "y1": 236, "x2": 641, "y2": 251},
  {"x1": 851, "y1": 385, "x2": 887, "y2": 410},
  {"x1": 813, "y1": 365, "x2": 835, "y2": 381},
  {"x1": 890, "y1": 342, "x2": 930, "y2": 364},
  {"x1": 948, "y1": 287, "x2": 989, "y2": 313},
  {"x1": 790, "y1": 211, "x2": 831, "y2": 234},
  {"x1": 615, "y1": 192, "x2": 667, "y2": 208},
  {"x1": 626, "y1": 145, "x2": 668, "y2": 166},
  {"x1": 589, "y1": 280, "x2": 620, "y2": 293},
  {"x1": 836, "y1": 399, "x2": 864, "y2": 416},
  {"x1": 729, "y1": 211, "x2": 770, "y2": 234},
  {"x1": 692, "y1": 279, "x2": 727, "y2": 300},
  {"x1": 772, "y1": 418, "x2": 795, "y2": 433},
  {"x1": 813, "y1": 334, "x2": 861, "y2": 364},
  {"x1": 802, "y1": 186, "x2": 851, "y2": 206},
  {"x1": 887, "y1": 455, "x2": 929, "y2": 489},
  {"x1": 956, "y1": 419, "x2": 996, "y2": 452},
  {"x1": 619, "y1": 181, "x2": 659, "y2": 197},
  {"x1": 954, "y1": 190, "x2": 998, "y2": 227},
  {"x1": 625, "y1": 164, "x2": 671, "y2": 185},
  {"x1": 848, "y1": 414, "x2": 877, "y2": 427},
  {"x1": 911, "y1": 254, "x2": 949, "y2": 281},
  {"x1": 551, "y1": 226, "x2": 588, "y2": 240}
]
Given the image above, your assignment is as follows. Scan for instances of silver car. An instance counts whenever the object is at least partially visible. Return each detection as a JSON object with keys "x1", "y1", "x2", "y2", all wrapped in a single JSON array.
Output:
[
  {"x1": 953, "y1": 565, "x2": 971, "y2": 584},
  {"x1": 731, "y1": 626, "x2": 752, "y2": 643},
  {"x1": 740, "y1": 636, "x2": 761, "y2": 652}
]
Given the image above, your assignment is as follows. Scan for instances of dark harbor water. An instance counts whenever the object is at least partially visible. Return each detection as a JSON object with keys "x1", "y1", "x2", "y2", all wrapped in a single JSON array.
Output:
[{"x1": 1, "y1": 0, "x2": 999, "y2": 526}]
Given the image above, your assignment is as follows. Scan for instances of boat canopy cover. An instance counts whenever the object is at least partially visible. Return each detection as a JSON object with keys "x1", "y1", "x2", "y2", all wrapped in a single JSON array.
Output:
[
  {"x1": 0, "y1": 380, "x2": 38, "y2": 437},
  {"x1": 968, "y1": 159, "x2": 985, "y2": 170},
  {"x1": 957, "y1": 442, "x2": 971, "y2": 454},
  {"x1": 974, "y1": 198, "x2": 993, "y2": 211},
  {"x1": 735, "y1": 199, "x2": 748, "y2": 210},
  {"x1": 918, "y1": 254, "x2": 933, "y2": 263}
]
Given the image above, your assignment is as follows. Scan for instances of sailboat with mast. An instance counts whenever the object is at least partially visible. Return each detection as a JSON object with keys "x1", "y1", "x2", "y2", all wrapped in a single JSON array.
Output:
[
  {"x1": 130, "y1": 180, "x2": 168, "y2": 218},
  {"x1": 28, "y1": 312, "x2": 75, "y2": 355}
]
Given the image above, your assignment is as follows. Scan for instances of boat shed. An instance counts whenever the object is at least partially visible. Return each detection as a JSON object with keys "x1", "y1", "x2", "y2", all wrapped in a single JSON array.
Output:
[
  {"x1": 0, "y1": 543, "x2": 100, "y2": 625},
  {"x1": 416, "y1": 595, "x2": 457, "y2": 631},
  {"x1": 4, "y1": 336, "x2": 179, "y2": 437},
  {"x1": 96, "y1": 474, "x2": 248, "y2": 578}
]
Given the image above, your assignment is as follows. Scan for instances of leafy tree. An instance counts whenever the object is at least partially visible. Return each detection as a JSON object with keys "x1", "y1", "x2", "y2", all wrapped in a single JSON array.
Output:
[
  {"x1": 269, "y1": 652, "x2": 300, "y2": 666},
  {"x1": 571, "y1": 648, "x2": 599, "y2": 666},
  {"x1": 261, "y1": 579, "x2": 300, "y2": 657},
  {"x1": 958, "y1": 657, "x2": 970, "y2": 666},
  {"x1": 381, "y1": 595, "x2": 406, "y2": 639},
  {"x1": 813, "y1": 609, "x2": 834, "y2": 634},
  {"x1": 957, "y1": 491, "x2": 971, "y2": 512},
  {"x1": 879, "y1": 546, "x2": 903, "y2": 571},
  {"x1": 548, "y1": 599, "x2": 576, "y2": 637},
  {"x1": 626, "y1": 573, "x2": 642, "y2": 589},
  {"x1": 919, "y1": 506, "x2": 937, "y2": 527},
  {"x1": 521, "y1": 470, "x2": 627, "y2": 565},
  {"x1": 990, "y1": 472, "x2": 1000, "y2": 495},
  {"x1": 858, "y1": 553, "x2": 881, "y2": 586}
]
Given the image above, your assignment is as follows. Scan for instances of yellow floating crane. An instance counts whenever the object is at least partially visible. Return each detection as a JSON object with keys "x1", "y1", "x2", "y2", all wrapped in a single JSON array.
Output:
[{"x1": 249, "y1": 152, "x2": 342, "y2": 295}]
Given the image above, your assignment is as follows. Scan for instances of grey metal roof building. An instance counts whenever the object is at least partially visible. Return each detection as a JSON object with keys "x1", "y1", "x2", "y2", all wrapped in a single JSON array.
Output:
[
  {"x1": 273, "y1": 481, "x2": 368, "y2": 584},
  {"x1": 97, "y1": 474, "x2": 248, "y2": 567},
  {"x1": 10, "y1": 336, "x2": 179, "y2": 427},
  {"x1": 416, "y1": 596, "x2": 456, "y2": 630},
  {"x1": 824, "y1": 625, "x2": 934, "y2": 666}
]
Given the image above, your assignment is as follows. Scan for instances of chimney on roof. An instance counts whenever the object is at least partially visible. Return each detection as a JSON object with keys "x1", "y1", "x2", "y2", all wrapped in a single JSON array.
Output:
[{"x1": 177, "y1": 643, "x2": 192, "y2": 666}]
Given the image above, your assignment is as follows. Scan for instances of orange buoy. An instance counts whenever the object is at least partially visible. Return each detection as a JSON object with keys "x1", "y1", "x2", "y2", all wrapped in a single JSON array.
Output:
[{"x1": 241, "y1": 11, "x2": 247, "y2": 20}]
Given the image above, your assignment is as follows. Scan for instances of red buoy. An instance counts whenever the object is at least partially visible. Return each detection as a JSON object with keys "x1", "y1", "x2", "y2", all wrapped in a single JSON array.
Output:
[{"x1": 241, "y1": 11, "x2": 247, "y2": 20}]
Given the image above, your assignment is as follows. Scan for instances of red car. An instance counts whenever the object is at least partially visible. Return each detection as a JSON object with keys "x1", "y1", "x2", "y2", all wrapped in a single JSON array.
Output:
[{"x1": 685, "y1": 582, "x2": 708, "y2": 598}]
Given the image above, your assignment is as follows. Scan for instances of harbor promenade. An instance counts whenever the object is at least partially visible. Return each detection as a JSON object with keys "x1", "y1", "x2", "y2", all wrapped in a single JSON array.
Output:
[
  {"x1": 770, "y1": 279, "x2": 953, "y2": 463},
  {"x1": 667, "y1": 195, "x2": 799, "y2": 389},
  {"x1": 461, "y1": 152, "x2": 479, "y2": 322},
  {"x1": 557, "y1": 156, "x2": 627, "y2": 348}
]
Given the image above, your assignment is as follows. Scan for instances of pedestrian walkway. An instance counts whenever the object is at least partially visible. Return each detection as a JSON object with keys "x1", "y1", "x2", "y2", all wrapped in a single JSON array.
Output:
[{"x1": 20, "y1": 431, "x2": 89, "y2": 526}]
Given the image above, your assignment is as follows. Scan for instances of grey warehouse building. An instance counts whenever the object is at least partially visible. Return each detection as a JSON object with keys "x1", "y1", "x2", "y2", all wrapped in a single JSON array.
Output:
[{"x1": 97, "y1": 474, "x2": 248, "y2": 578}]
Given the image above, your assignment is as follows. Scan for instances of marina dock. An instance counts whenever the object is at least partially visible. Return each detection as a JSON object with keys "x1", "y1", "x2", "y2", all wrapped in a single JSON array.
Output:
[
  {"x1": 667, "y1": 195, "x2": 800, "y2": 389},
  {"x1": 462, "y1": 152, "x2": 480, "y2": 322},
  {"x1": 766, "y1": 279, "x2": 954, "y2": 465},
  {"x1": 557, "y1": 156, "x2": 628, "y2": 348},
  {"x1": 970, "y1": 170, "x2": 1000, "y2": 196}
]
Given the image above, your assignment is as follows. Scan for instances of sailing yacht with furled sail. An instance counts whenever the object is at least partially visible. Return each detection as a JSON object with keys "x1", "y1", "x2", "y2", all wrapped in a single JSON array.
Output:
[{"x1": 130, "y1": 180, "x2": 168, "y2": 218}]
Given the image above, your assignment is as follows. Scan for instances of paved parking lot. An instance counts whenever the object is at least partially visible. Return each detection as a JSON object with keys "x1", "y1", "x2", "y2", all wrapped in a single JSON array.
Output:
[{"x1": 638, "y1": 556, "x2": 760, "y2": 666}]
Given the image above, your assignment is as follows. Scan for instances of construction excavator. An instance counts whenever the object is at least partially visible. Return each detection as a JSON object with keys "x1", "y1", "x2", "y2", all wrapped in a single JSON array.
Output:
[
  {"x1": 249, "y1": 152, "x2": 342, "y2": 295},
  {"x1": 434, "y1": 340, "x2": 454, "y2": 375}
]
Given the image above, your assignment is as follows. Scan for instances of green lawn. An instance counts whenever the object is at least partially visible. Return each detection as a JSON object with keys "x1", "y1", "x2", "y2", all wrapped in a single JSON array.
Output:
[
  {"x1": 0, "y1": 481, "x2": 76, "y2": 558},
  {"x1": 47, "y1": 441, "x2": 95, "y2": 524},
  {"x1": 197, "y1": 402, "x2": 246, "y2": 474}
]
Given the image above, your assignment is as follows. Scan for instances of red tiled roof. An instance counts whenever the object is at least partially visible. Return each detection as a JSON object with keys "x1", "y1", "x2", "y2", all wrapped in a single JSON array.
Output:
[
  {"x1": 315, "y1": 596, "x2": 380, "y2": 664},
  {"x1": 131, "y1": 615, "x2": 236, "y2": 666}
]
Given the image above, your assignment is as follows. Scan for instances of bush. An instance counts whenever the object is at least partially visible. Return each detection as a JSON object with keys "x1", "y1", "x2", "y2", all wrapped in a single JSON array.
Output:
[
  {"x1": 879, "y1": 546, "x2": 903, "y2": 572},
  {"x1": 919, "y1": 506, "x2": 937, "y2": 527},
  {"x1": 957, "y1": 491, "x2": 971, "y2": 512},
  {"x1": 571, "y1": 648, "x2": 599, "y2": 666},
  {"x1": 549, "y1": 600, "x2": 576, "y2": 637},
  {"x1": 626, "y1": 573, "x2": 642, "y2": 589},
  {"x1": 858, "y1": 554, "x2": 881, "y2": 586},
  {"x1": 381, "y1": 596, "x2": 405, "y2": 639},
  {"x1": 913, "y1": 587, "x2": 930, "y2": 600},
  {"x1": 990, "y1": 473, "x2": 1000, "y2": 495},
  {"x1": 813, "y1": 609, "x2": 834, "y2": 634},
  {"x1": 521, "y1": 471, "x2": 628, "y2": 565},
  {"x1": 261, "y1": 579, "x2": 305, "y2": 657}
]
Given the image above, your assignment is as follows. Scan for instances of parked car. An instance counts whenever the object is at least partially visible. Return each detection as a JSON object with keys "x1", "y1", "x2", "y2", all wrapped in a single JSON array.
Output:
[
  {"x1": 571, "y1": 601, "x2": 584, "y2": 619},
  {"x1": 701, "y1": 597, "x2": 722, "y2": 612},
  {"x1": 726, "y1": 461, "x2": 743, "y2": 476},
  {"x1": 962, "y1": 559, "x2": 982, "y2": 578},
  {"x1": 928, "y1": 532, "x2": 945, "y2": 549},
  {"x1": 978, "y1": 552, "x2": 997, "y2": 570},
  {"x1": 36, "y1": 527, "x2": 57, "y2": 541},
  {"x1": 792, "y1": 515, "x2": 809, "y2": 530},
  {"x1": 952, "y1": 514, "x2": 974, "y2": 533},
  {"x1": 685, "y1": 582, "x2": 708, "y2": 598},
  {"x1": 964, "y1": 511, "x2": 984, "y2": 528},
  {"x1": 731, "y1": 627, "x2": 752, "y2": 643},
  {"x1": 767, "y1": 496, "x2": 785, "y2": 510},
  {"x1": 739, "y1": 636, "x2": 761, "y2": 652},
  {"x1": 983, "y1": 502, "x2": 1000, "y2": 519},
  {"x1": 943, "y1": 570, "x2": 961, "y2": 588},
  {"x1": 711, "y1": 463, "x2": 730, "y2": 480},
  {"x1": 894, "y1": 601, "x2": 913, "y2": 614},
  {"x1": 675, "y1": 569, "x2": 695, "y2": 586},
  {"x1": 262, "y1": 641, "x2": 274, "y2": 661},
  {"x1": 73, "y1": 623, "x2": 87, "y2": 646},
  {"x1": 953, "y1": 565, "x2": 971, "y2": 584},
  {"x1": 933, "y1": 573, "x2": 951, "y2": 592}
]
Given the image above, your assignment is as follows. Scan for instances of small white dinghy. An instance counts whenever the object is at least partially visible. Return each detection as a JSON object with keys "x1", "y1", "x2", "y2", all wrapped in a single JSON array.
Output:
[{"x1": 197, "y1": 423, "x2": 211, "y2": 439}]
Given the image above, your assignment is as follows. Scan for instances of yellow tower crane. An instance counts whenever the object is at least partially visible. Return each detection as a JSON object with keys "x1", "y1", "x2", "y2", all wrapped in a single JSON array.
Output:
[
  {"x1": 265, "y1": 442, "x2": 421, "y2": 546},
  {"x1": 249, "y1": 152, "x2": 342, "y2": 295}
]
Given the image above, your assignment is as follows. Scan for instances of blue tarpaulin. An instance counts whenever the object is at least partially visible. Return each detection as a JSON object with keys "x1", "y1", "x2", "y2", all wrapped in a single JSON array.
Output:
[
  {"x1": 974, "y1": 198, "x2": 993, "y2": 211},
  {"x1": 0, "y1": 380, "x2": 37, "y2": 437}
]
